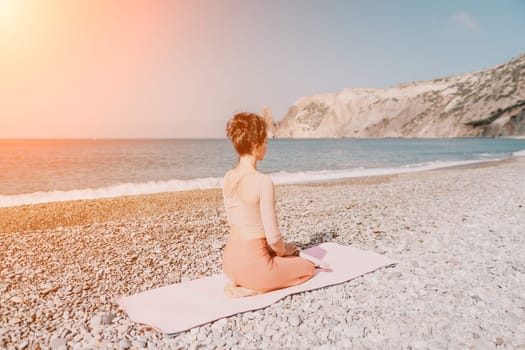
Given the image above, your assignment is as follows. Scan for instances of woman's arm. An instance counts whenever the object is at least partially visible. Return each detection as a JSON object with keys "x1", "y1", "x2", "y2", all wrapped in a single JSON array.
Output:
[
  {"x1": 259, "y1": 175, "x2": 291, "y2": 256},
  {"x1": 222, "y1": 172, "x2": 232, "y2": 225}
]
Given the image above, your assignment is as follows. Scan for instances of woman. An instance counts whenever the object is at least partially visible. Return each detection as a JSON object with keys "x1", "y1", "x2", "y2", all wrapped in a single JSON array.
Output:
[{"x1": 222, "y1": 112, "x2": 315, "y2": 297}]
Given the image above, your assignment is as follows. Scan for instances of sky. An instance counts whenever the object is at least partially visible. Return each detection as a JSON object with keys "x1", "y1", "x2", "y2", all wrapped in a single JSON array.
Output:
[{"x1": 1, "y1": 0, "x2": 525, "y2": 138}]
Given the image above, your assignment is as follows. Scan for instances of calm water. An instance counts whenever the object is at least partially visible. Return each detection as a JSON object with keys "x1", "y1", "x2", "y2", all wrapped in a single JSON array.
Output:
[{"x1": 1, "y1": 138, "x2": 524, "y2": 207}]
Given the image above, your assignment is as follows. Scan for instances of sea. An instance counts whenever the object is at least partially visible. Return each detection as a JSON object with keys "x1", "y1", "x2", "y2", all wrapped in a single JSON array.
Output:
[{"x1": 1, "y1": 138, "x2": 525, "y2": 208}]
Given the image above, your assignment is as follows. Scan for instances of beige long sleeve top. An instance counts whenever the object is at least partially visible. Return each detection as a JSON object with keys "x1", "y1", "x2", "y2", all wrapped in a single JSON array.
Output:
[{"x1": 223, "y1": 170, "x2": 286, "y2": 256}]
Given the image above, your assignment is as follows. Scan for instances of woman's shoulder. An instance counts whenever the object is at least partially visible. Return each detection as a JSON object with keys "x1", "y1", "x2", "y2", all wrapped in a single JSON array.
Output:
[
  {"x1": 255, "y1": 172, "x2": 274, "y2": 186},
  {"x1": 224, "y1": 169, "x2": 233, "y2": 180}
]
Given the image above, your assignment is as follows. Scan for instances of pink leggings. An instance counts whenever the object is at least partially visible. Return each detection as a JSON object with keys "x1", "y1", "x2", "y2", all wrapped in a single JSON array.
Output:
[{"x1": 222, "y1": 238, "x2": 315, "y2": 293}]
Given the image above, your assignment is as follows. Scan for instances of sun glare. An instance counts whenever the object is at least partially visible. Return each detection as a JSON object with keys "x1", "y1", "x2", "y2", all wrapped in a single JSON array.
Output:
[
  {"x1": 0, "y1": 0, "x2": 23, "y2": 34},
  {"x1": 0, "y1": 0, "x2": 16, "y2": 18}
]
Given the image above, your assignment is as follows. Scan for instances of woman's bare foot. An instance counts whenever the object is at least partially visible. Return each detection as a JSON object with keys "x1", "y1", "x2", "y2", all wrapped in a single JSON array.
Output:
[{"x1": 224, "y1": 282, "x2": 259, "y2": 298}]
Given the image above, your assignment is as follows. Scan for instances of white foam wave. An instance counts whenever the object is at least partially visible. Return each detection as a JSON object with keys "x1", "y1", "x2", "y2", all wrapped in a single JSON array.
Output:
[
  {"x1": 475, "y1": 152, "x2": 497, "y2": 157},
  {"x1": 512, "y1": 149, "x2": 525, "y2": 157},
  {"x1": 0, "y1": 177, "x2": 224, "y2": 208},
  {"x1": 270, "y1": 158, "x2": 499, "y2": 185},
  {"x1": 0, "y1": 158, "x2": 502, "y2": 208}
]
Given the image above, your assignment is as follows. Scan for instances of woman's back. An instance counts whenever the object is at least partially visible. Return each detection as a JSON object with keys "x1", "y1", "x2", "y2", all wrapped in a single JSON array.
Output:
[
  {"x1": 223, "y1": 169, "x2": 283, "y2": 244},
  {"x1": 223, "y1": 170, "x2": 266, "y2": 239}
]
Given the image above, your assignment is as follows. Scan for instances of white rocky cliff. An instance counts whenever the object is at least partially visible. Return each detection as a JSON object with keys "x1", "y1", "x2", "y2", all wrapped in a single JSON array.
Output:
[{"x1": 267, "y1": 53, "x2": 525, "y2": 138}]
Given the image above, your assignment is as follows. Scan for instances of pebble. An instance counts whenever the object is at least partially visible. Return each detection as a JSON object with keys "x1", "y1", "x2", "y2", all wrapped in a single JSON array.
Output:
[
  {"x1": 89, "y1": 315, "x2": 101, "y2": 329},
  {"x1": 211, "y1": 242, "x2": 224, "y2": 250},
  {"x1": 17, "y1": 340, "x2": 29, "y2": 349},
  {"x1": 411, "y1": 340, "x2": 428, "y2": 350},
  {"x1": 131, "y1": 340, "x2": 147, "y2": 348},
  {"x1": 387, "y1": 271, "x2": 402, "y2": 280},
  {"x1": 50, "y1": 337, "x2": 67, "y2": 349},
  {"x1": 504, "y1": 312, "x2": 520, "y2": 326},
  {"x1": 117, "y1": 324, "x2": 129, "y2": 333},
  {"x1": 101, "y1": 313, "x2": 116, "y2": 325},
  {"x1": 288, "y1": 315, "x2": 301, "y2": 327},
  {"x1": 119, "y1": 339, "x2": 132, "y2": 349},
  {"x1": 11, "y1": 296, "x2": 23, "y2": 303},
  {"x1": 344, "y1": 325, "x2": 362, "y2": 338}
]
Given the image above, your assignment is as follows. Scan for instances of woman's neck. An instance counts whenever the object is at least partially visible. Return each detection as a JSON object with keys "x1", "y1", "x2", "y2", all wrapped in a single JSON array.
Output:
[{"x1": 237, "y1": 155, "x2": 257, "y2": 171}]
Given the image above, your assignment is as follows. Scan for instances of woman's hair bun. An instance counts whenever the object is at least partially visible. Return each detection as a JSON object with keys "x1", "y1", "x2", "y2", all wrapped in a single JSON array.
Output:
[{"x1": 226, "y1": 112, "x2": 267, "y2": 156}]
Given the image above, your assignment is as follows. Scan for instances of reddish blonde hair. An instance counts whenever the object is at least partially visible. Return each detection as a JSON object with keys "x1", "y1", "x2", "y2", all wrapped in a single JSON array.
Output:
[{"x1": 226, "y1": 113, "x2": 267, "y2": 156}]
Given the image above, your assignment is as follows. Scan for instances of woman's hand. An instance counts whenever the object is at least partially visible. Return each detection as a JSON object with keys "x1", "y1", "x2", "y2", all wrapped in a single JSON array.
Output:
[{"x1": 284, "y1": 242, "x2": 298, "y2": 256}]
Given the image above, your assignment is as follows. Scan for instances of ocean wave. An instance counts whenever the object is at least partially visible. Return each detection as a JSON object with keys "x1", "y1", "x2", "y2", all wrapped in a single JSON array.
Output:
[
  {"x1": 270, "y1": 158, "x2": 500, "y2": 185},
  {"x1": 512, "y1": 149, "x2": 525, "y2": 157},
  {"x1": 0, "y1": 158, "x2": 503, "y2": 208},
  {"x1": 0, "y1": 177, "x2": 224, "y2": 208},
  {"x1": 475, "y1": 152, "x2": 503, "y2": 158}
]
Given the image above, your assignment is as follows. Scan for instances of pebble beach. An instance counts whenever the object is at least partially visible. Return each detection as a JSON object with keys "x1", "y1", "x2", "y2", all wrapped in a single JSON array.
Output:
[{"x1": 1, "y1": 157, "x2": 524, "y2": 349}]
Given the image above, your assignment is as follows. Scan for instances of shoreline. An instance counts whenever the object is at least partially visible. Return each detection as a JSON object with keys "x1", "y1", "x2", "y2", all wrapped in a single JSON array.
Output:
[
  {"x1": 3, "y1": 149, "x2": 524, "y2": 209},
  {"x1": 1, "y1": 157, "x2": 524, "y2": 348},
  {"x1": 0, "y1": 157, "x2": 517, "y2": 234}
]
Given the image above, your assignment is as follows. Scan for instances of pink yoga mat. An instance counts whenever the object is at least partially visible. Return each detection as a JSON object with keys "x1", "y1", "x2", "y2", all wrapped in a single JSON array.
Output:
[{"x1": 116, "y1": 242, "x2": 395, "y2": 334}]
